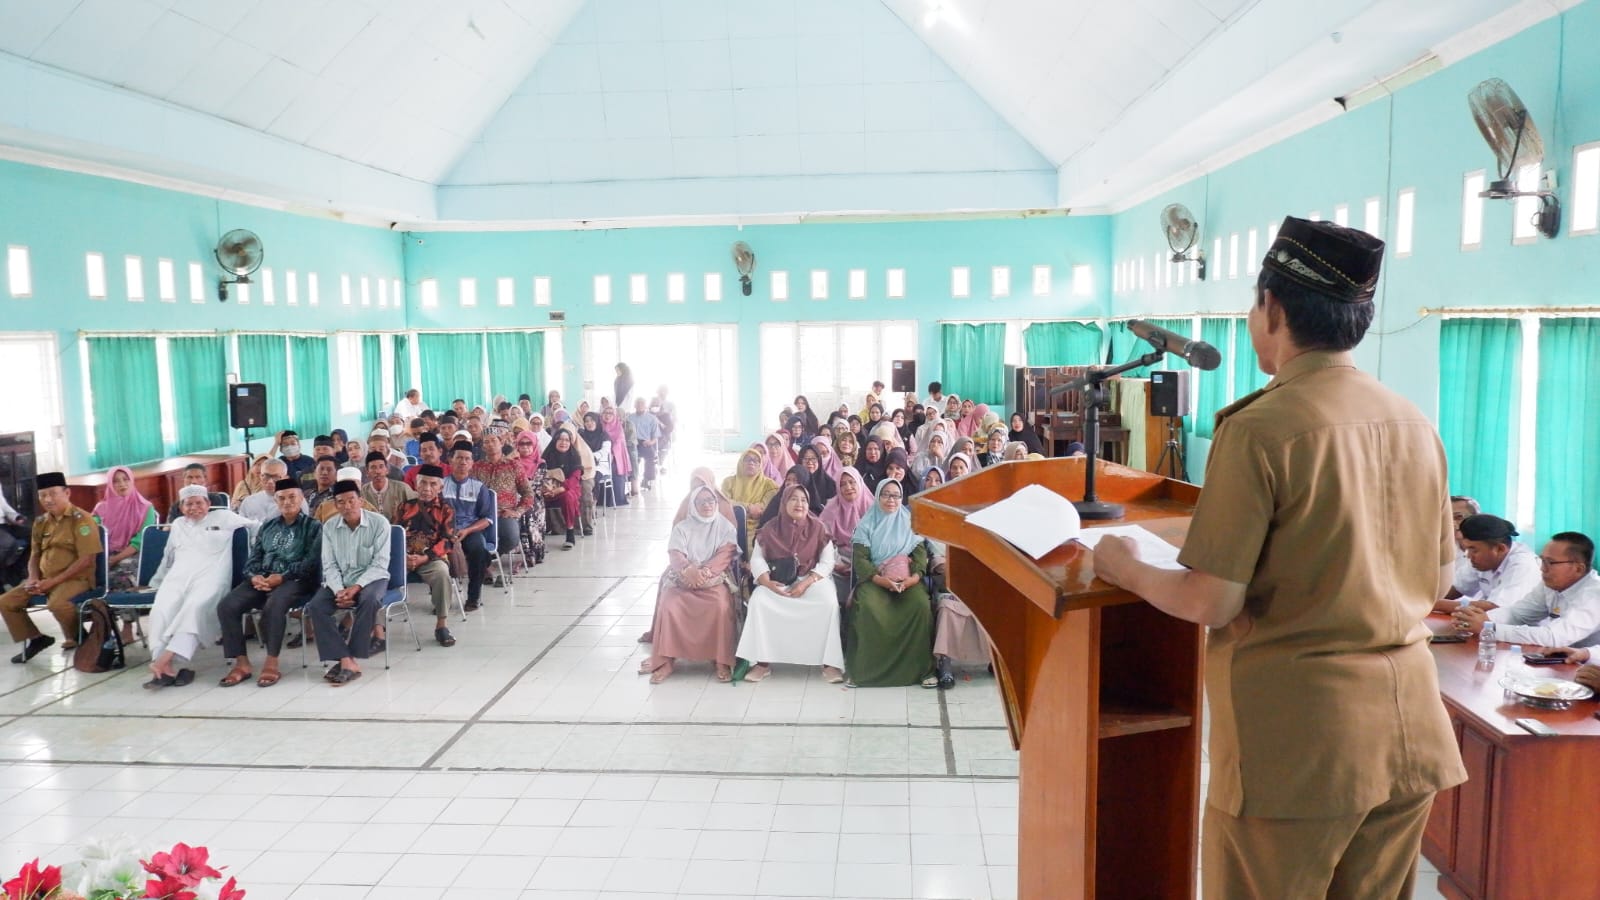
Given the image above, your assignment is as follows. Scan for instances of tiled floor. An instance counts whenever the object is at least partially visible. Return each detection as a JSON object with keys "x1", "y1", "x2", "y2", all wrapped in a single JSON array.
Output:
[{"x1": 0, "y1": 454, "x2": 1444, "y2": 899}]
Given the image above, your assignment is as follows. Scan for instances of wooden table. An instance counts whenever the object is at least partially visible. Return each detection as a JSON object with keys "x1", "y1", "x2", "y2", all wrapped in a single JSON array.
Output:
[
  {"x1": 1422, "y1": 616, "x2": 1600, "y2": 898},
  {"x1": 66, "y1": 453, "x2": 249, "y2": 517}
]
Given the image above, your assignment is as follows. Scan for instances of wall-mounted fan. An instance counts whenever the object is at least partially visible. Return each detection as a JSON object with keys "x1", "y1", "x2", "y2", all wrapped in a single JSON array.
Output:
[
  {"x1": 731, "y1": 241, "x2": 756, "y2": 296},
  {"x1": 1468, "y1": 78, "x2": 1560, "y2": 239},
  {"x1": 1161, "y1": 204, "x2": 1207, "y2": 280},
  {"x1": 215, "y1": 229, "x2": 265, "y2": 301}
]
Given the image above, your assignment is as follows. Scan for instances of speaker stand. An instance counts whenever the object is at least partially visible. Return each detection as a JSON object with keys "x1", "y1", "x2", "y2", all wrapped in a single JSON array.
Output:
[
  {"x1": 1153, "y1": 417, "x2": 1188, "y2": 482},
  {"x1": 243, "y1": 427, "x2": 252, "y2": 459}
]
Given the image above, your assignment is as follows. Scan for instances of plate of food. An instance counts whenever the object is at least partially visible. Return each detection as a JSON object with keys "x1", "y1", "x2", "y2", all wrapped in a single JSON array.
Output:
[{"x1": 1499, "y1": 672, "x2": 1595, "y2": 709}]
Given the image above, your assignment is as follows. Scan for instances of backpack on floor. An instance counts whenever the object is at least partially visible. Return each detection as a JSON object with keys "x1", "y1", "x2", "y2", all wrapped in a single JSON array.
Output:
[{"x1": 73, "y1": 597, "x2": 125, "y2": 673}]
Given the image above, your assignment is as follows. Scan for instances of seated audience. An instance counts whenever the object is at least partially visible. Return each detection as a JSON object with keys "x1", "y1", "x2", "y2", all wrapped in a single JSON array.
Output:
[
  {"x1": 303, "y1": 458, "x2": 339, "y2": 512},
  {"x1": 797, "y1": 445, "x2": 837, "y2": 506},
  {"x1": 762, "y1": 432, "x2": 794, "y2": 482},
  {"x1": 847, "y1": 479, "x2": 934, "y2": 687},
  {"x1": 314, "y1": 467, "x2": 377, "y2": 523},
  {"x1": 509, "y1": 430, "x2": 550, "y2": 557},
  {"x1": 912, "y1": 431, "x2": 947, "y2": 478},
  {"x1": 367, "y1": 429, "x2": 408, "y2": 475},
  {"x1": 1439, "y1": 514, "x2": 1541, "y2": 613},
  {"x1": 362, "y1": 451, "x2": 417, "y2": 520},
  {"x1": 556, "y1": 418, "x2": 596, "y2": 533},
  {"x1": 833, "y1": 431, "x2": 858, "y2": 469},
  {"x1": 811, "y1": 435, "x2": 844, "y2": 482},
  {"x1": 393, "y1": 388, "x2": 427, "y2": 420},
  {"x1": 979, "y1": 429, "x2": 1007, "y2": 467},
  {"x1": 921, "y1": 466, "x2": 946, "y2": 491},
  {"x1": 476, "y1": 433, "x2": 536, "y2": 558},
  {"x1": 393, "y1": 464, "x2": 458, "y2": 647},
  {"x1": 1008, "y1": 412, "x2": 1045, "y2": 455},
  {"x1": 759, "y1": 465, "x2": 823, "y2": 526},
  {"x1": 820, "y1": 467, "x2": 871, "y2": 597},
  {"x1": 1, "y1": 473, "x2": 101, "y2": 662},
  {"x1": 628, "y1": 398, "x2": 662, "y2": 492},
  {"x1": 884, "y1": 448, "x2": 921, "y2": 493},
  {"x1": 94, "y1": 466, "x2": 158, "y2": 591},
  {"x1": 947, "y1": 452, "x2": 974, "y2": 479},
  {"x1": 239, "y1": 460, "x2": 306, "y2": 522},
  {"x1": 722, "y1": 448, "x2": 777, "y2": 544},
  {"x1": 1002, "y1": 441, "x2": 1029, "y2": 462},
  {"x1": 857, "y1": 438, "x2": 888, "y2": 494},
  {"x1": 443, "y1": 443, "x2": 495, "y2": 611},
  {"x1": 793, "y1": 395, "x2": 821, "y2": 437},
  {"x1": 143, "y1": 486, "x2": 257, "y2": 688},
  {"x1": 926, "y1": 381, "x2": 944, "y2": 405},
  {"x1": 217, "y1": 478, "x2": 322, "y2": 688},
  {"x1": 306, "y1": 481, "x2": 390, "y2": 685},
  {"x1": 1453, "y1": 531, "x2": 1600, "y2": 649},
  {"x1": 404, "y1": 432, "x2": 444, "y2": 487},
  {"x1": 166, "y1": 464, "x2": 227, "y2": 520},
  {"x1": 601, "y1": 407, "x2": 635, "y2": 499},
  {"x1": 541, "y1": 429, "x2": 585, "y2": 548},
  {"x1": 638, "y1": 483, "x2": 741, "y2": 684},
  {"x1": 230, "y1": 455, "x2": 272, "y2": 510},
  {"x1": 276, "y1": 430, "x2": 315, "y2": 482},
  {"x1": 737, "y1": 485, "x2": 845, "y2": 683}
]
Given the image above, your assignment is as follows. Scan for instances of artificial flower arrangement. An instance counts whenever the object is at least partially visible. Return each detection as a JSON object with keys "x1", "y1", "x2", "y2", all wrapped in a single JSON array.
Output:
[{"x1": 4, "y1": 837, "x2": 243, "y2": 900}]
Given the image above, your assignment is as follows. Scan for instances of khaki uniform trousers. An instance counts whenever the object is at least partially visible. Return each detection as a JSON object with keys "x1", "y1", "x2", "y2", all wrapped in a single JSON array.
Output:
[
  {"x1": 1203, "y1": 792, "x2": 1434, "y2": 900},
  {"x1": 1, "y1": 579, "x2": 90, "y2": 642}
]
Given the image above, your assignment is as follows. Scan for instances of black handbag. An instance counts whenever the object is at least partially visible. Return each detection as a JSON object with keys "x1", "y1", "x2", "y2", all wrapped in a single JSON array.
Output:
[{"x1": 768, "y1": 556, "x2": 799, "y2": 587}]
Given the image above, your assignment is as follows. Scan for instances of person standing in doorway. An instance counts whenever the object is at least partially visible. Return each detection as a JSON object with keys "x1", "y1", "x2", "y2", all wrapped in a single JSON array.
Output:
[{"x1": 628, "y1": 398, "x2": 662, "y2": 493}]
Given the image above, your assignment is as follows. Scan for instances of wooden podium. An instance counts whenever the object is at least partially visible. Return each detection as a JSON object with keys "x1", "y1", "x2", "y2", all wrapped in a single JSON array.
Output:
[{"x1": 912, "y1": 457, "x2": 1204, "y2": 899}]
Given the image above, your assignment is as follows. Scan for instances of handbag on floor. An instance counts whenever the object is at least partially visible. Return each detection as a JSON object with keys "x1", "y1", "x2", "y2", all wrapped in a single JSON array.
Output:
[{"x1": 74, "y1": 597, "x2": 125, "y2": 673}]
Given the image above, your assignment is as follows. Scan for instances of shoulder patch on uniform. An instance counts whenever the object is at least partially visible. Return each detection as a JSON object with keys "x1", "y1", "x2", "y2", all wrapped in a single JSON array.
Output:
[{"x1": 78, "y1": 524, "x2": 90, "y2": 536}]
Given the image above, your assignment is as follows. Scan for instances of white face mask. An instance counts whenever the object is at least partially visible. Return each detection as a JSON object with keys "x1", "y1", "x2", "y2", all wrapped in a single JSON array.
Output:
[{"x1": 281, "y1": 444, "x2": 301, "y2": 458}]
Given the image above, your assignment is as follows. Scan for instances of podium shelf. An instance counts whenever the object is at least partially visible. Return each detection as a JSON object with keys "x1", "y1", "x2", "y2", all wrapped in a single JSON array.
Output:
[{"x1": 1097, "y1": 704, "x2": 1193, "y2": 739}]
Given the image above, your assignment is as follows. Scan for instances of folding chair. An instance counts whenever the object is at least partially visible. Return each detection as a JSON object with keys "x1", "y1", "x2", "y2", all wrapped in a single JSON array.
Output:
[
  {"x1": 380, "y1": 525, "x2": 420, "y2": 668},
  {"x1": 592, "y1": 444, "x2": 613, "y2": 517},
  {"x1": 481, "y1": 489, "x2": 515, "y2": 601},
  {"x1": 102, "y1": 524, "x2": 168, "y2": 648},
  {"x1": 23, "y1": 525, "x2": 108, "y2": 645}
]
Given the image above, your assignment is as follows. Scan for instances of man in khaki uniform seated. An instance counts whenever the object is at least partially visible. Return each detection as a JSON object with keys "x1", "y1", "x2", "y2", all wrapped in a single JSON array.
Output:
[
  {"x1": 1093, "y1": 217, "x2": 1466, "y2": 899},
  {"x1": 1, "y1": 472, "x2": 103, "y2": 663}
]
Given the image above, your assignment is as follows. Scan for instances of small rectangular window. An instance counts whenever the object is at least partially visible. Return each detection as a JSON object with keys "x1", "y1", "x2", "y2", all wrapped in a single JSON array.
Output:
[
  {"x1": 459, "y1": 277, "x2": 478, "y2": 307},
  {"x1": 1176, "y1": 258, "x2": 1185, "y2": 287},
  {"x1": 1395, "y1": 189, "x2": 1416, "y2": 256},
  {"x1": 1227, "y1": 234, "x2": 1240, "y2": 280},
  {"x1": 124, "y1": 256, "x2": 145, "y2": 302},
  {"x1": 392, "y1": 278, "x2": 402, "y2": 307},
  {"x1": 188, "y1": 261, "x2": 204, "y2": 303},
  {"x1": 593, "y1": 274, "x2": 611, "y2": 305},
  {"x1": 286, "y1": 270, "x2": 299, "y2": 306},
  {"x1": 770, "y1": 270, "x2": 789, "y2": 301},
  {"x1": 236, "y1": 282, "x2": 251, "y2": 304},
  {"x1": 951, "y1": 266, "x2": 970, "y2": 298},
  {"x1": 1071, "y1": 265, "x2": 1092, "y2": 297},
  {"x1": 1032, "y1": 265, "x2": 1051, "y2": 297},
  {"x1": 1513, "y1": 164, "x2": 1541, "y2": 243},
  {"x1": 307, "y1": 272, "x2": 321, "y2": 306},
  {"x1": 340, "y1": 274, "x2": 352, "y2": 305},
  {"x1": 1363, "y1": 197, "x2": 1381, "y2": 237},
  {"x1": 1211, "y1": 238, "x2": 1222, "y2": 278},
  {"x1": 886, "y1": 268, "x2": 905, "y2": 299},
  {"x1": 703, "y1": 272, "x2": 722, "y2": 302},
  {"x1": 630, "y1": 273, "x2": 648, "y2": 304},
  {"x1": 991, "y1": 265, "x2": 1011, "y2": 298},
  {"x1": 848, "y1": 269, "x2": 866, "y2": 300},
  {"x1": 1333, "y1": 204, "x2": 1349, "y2": 227},
  {"x1": 377, "y1": 277, "x2": 388, "y2": 308},
  {"x1": 1138, "y1": 257, "x2": 1146, "y2": 290},
  {"x1": 535, "y1": 276, "x2": 552, "y2": 306},
  {"x1": 359, "y1": 275, "x2": 371, "y2": 306},
  {"x1": 810, "y1": 269, "x2": 828, "y2": 300},
  {"x1": 261, "y1": 268, "x2": 276, "y2": 304},
  {"x1": 667, "y1": 272, "x2": 686, "y2": 303},
  {"x1": 1245, "y1": 229, "x2": 1259, "y2": 275},
  {"x1": 497, "y1": 276, "x2": 514, "y2": 307},
  {"x1": 1162, "y1": 254, "x2": 1172, "y2": 289},
  {"x1": 1462, "y1": 170, "x2": 1486, "y2": 250},
  {"x1": 1268, "y1": 222, "x2": 1279, "y2": 245},
  {"x1": 1112, "y1": 263, "x2": 1121, "y2": 294},
  {"x1": 420, "y1": 278, "x2": 439, "y2": 307},
  {"x1": 7, "y1": 246, "x2": 31, "y2": 298},
  {"x1": 155, "y1": 258, "x2": 175, "y2": 302},
  {"x1": 1574, "y1": 143, "x2": 1600, "y2": 235}
]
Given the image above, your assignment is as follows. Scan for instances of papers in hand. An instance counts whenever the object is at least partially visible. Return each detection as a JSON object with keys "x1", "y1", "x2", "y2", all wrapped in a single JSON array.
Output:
[
  {"x1": 1074, "y1": 525, "x2": 1186, "y2": 571},
  {"x1": 963, "y1": 484, "x2": 1082, "y2": 560}
]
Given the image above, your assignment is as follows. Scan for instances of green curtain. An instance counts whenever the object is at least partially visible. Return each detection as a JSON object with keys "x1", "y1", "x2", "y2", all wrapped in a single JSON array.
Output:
[
  {"x1": 1439, "y1": 319, "x2": 1521, "y2": 517},
  {"x1": 289, "y1": 336, "x2": 330, "y2": 433},
  {"x1": 1534, "y1": 319, "x2": 1600, "y2": 541},
  {"x1": 361, "y1": 334, "x2": 383, "y2": 419},
  {"x1": 1194, "y1": 318, "x2": 1235, "y2": 438},
  {"x1": 487, "y1": 331, "x2": 545, "y2": 402},
  {"x1": 87, "y1": 337, "x2": 164, "y2": 468},
  {"x1": 1022, "y1": 322, "x2": 1103, "y2": 367},
  {"x1": 419, "y1": 332, "x2": 485, "y2": 408},
  {"x1": 1232, "y1": 318, "x2": 1270, "y2": 397},
  {"x1": 938, "y1": 323, "x2": 1006, "y2": 406},
  {"x1": 168, "y1": 336, "x2": 229, "y2": 453},
  {"x1": 236, "y1": 333, "x2": 290, "y2": 435},
  {"x1": 392, "y1": 332, "x2": 411, "y2": 404}
]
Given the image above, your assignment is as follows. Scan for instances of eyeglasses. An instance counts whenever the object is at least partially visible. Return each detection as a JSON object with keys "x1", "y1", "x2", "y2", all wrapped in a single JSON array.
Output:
[
  {"x1": 1539, "y1": 557, "x2": 1581, "y2": 570},
  {"x1": 880, "y1": 492, "x2": 903, "y2": 500}
]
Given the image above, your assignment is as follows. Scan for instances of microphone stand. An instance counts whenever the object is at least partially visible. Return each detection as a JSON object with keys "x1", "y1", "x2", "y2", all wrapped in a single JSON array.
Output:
[{"x1": 1066, "y1": 348, "x2": 1166, "y2": 520}]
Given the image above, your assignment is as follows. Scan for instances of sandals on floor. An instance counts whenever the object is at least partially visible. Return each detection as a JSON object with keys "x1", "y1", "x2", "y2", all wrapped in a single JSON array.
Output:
[
  {"x1": 716, "y1": 665, "x2": 732, "y2": 683},
  {"x1": 173, "y1": 669, "x2": 195, "y2": 687},
  {"x1": 219, "y1": 667, "x2": 253, "y2": 687},
  {"x1": 256, "y1": 669, "x2": 282, "y2": 688},
  {"x1": 821, "y1": 666, "x2": 845, "y2": 684},
  {"x1": 330, "y1": 668, "x2": 362, "y2": 686},
  {"x1": 322, "y1": 664, "x2": 344, "y2": 683},
  {"x1": 649, "y1": 661, "x2": 674, "y2": 684},
  {"x1": 143, "y1": 673, "x2": 177, "y2": 690},
  {"x1": 744, "y1": 663, "x2": 771, "y2": 683}
]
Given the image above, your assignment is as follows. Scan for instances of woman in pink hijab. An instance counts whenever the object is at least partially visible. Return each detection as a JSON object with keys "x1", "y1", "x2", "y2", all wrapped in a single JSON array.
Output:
[
  {"x1": 94, "y1": 466, "x2": 159, "y2": 590},
  {"x1": 811, "y1": 435, "x2": 844, "y2": 482},
  {"x1": 600, "y1": 405, "x2": 633, "y2": 482},
  {"x1": 762, "y1": 432, "x2": 795, "y2": 482},
  {"x1": 955, "y1": 402, "x2": 989, "y2": 438}
]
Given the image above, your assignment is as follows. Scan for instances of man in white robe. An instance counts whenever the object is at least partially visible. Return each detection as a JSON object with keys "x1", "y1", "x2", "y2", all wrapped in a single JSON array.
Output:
[{"x1": 145, "y1": 486, "x2": 257, "y2": 687}]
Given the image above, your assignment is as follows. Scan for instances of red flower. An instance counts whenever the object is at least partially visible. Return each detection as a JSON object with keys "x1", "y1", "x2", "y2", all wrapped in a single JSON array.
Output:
[
  {"x1": 3, "y1": 859, "x2": 62, "y2": 900},
  {"x1": 141, "y1": 844, "x2": 221, "y2": 889},
  {"x1": 141, "y1": 874, "x2": 198, "y2": 900},
  {"x1": 216, "y1": 876, "x2": 245, "y2": 900}
]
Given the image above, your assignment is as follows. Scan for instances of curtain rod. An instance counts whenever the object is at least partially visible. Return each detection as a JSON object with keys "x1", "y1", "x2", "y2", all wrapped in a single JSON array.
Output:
[{"x1": 1423, "y1": 306, "x2": 1600, "y2": 317}]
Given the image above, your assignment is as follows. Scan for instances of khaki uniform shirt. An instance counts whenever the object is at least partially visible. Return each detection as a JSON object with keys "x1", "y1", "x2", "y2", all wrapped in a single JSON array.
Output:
[
  {"x1": 32, "y1": 505, "x2": 103, "y2": 580},
  {"x1": 1178, "y1": 351, "x2": 1468, "y2": 819}
]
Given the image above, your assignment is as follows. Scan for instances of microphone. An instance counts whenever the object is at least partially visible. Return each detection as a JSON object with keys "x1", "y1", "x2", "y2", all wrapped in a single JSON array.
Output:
[{"x1": 1129, "y1": 319, "x2": 1222, "y2": 370}]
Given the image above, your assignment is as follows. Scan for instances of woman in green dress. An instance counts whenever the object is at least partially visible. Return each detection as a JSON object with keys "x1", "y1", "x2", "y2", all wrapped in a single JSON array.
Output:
[{"x1": 845, "y1": 479, "x2": 934, "y2": 687}]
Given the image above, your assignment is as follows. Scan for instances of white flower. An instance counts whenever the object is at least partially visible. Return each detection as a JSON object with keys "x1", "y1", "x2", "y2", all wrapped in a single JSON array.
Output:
[{"x1": 65, "y1": 833, "x2": 147, "y2": 897}]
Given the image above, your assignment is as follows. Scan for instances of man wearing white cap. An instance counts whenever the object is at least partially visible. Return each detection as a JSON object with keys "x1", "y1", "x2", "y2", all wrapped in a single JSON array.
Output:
[
  {"x1": 143, "y1": 485, "x2": 257, "y2": 688},
  {"x1": 314, "y1": 467, "x2": 377, "y2": 523}
]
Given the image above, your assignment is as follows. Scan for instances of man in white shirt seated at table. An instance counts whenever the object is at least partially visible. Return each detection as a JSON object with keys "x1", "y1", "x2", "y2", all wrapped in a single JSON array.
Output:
[
  {"x1": 1433, "y1": 514, "x2": 1541, "y2": 615},
  {"x1": 1452, "y1": 531, "x2": 1600, "y2": 651}
]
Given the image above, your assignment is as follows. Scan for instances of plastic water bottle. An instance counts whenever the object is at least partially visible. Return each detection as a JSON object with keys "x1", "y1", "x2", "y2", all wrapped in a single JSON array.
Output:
[
  {"x1": 1478, "y1": 621, "x2": 1497, "y2": 666},
  {"x1": 1508, "y1": 645, "x2": 1525, "y2": 677}
]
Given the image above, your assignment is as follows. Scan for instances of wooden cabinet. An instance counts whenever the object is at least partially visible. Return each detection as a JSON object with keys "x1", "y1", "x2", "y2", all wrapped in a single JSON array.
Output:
[{"x1": 66, "y1": 453, "x2": 249, "y2": 518}]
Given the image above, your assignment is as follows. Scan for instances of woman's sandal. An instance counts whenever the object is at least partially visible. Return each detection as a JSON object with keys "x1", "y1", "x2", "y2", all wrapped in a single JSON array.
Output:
[
  {"x1": 821, "y1": 666, "x2": 845, "y2": 684},
  {"x1": 256, "y1": 668, "x2": 281, "y2": 688},
  {"x1": 218, "y1": 667, "x2": 253, "y2": 688},
  {"x1": 744, "y1": 663, "x2": 771, "y2": 683},
  {"x1": 716, "y1": 665, "x2": 732, "y2": 683},
  {"x1": 648, "y1": 661, "x2": 674, "y2": 684}
]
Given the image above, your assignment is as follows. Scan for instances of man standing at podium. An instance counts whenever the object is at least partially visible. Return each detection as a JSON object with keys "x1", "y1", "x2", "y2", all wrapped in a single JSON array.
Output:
[{"x1": 1093, "y1": 217, "x2": 1466, "y2": 899}]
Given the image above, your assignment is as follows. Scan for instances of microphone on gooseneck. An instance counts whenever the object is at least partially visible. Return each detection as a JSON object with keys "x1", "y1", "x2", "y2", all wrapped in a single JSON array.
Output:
[{"x1": 1128, "y1": 320, "x2": 1222, "y2": 370}]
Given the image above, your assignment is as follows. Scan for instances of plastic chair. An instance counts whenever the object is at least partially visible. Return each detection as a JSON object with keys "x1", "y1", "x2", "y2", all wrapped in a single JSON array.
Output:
[
  {"x1": 380, "y1": 525, "x2": 420, "y2": 669},
  {"x1": 102, "y1": 524, "x2": 169, "y2": 648},
  {"x1": 480, "y1": 489, "x2": 515, "y2": 601},
  {"x1": 592, "y1": 443, "x2": 613, "y2": 518}
]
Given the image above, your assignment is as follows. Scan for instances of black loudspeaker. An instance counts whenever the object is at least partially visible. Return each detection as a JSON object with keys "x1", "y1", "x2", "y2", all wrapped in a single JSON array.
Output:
[
  {"x1": 230, "y1": 382, "x2": 268, "y2": 428},
  {"x1": 1149, "y1": 370, "x2": 1190, "y2": 419},
  {"x1": 890, "y1": 360, "x2": 916, "y2": 392}
]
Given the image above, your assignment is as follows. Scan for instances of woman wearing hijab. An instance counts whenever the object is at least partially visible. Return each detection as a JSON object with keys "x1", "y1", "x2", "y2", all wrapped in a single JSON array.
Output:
[
  {"x1": 921, "y1": 465, "x2": 946, "y2": 491},
  {"x1": 810, "y1": 435, "x2": 844, "y2": 483},
  {"x1": 857, "y1": 438, "x2": 888, "y2": 494},
  {"x1": 541, "y1": 429, "x2": 585, "y2": 548},
  {"x1": 638, "y1": 483, "x2": 742, "y2": 684},
  {"x1": 943, "y1": 395, "x2": 963, "y2": 421},
  {"x1": 613, "y1": 363, "x2": 634, "y2": 407},
  {"x1": 230, "y1": 455, "x2": 271, "y2": 510},
  {"x1": 95, "y1": 466, "x2": 159, "y2": 591},
  {"x1": 846, "y1": 479, "x2": 935, "y2": 687},
  {"x1": 955, "y1": 402, "x2": 988, "y2": 438},
  {"x1": 819, "y1": 466, "x2": 872, "y2": 594},
  {"x1": 1008, "y1": 412, "x2": 1045, "y2": 455},
  {"x1": 832, "y1": 430, "x2": 859, "y2": 469},
  {"x1": 946, "y1": 452, "x2": 975, "y2": 479},
  {"x1": 723, "y1": 448, "x2": 778, "y2": 545},
  {"x1": 673, "y1": 468, "x2": 736, "y2": 526},
  {"x1": 762, "y1": 432, "x2": 795, "y2": 483},
  {"x1": 793, "y1": 395, "x2": 821, "y2": 438},
  {"x1": 891, "y1": 408, "x2": 915, "y2": 447},
  {"x1": 784, "y1": 415, "x2": 808, "y2": 456},
  {"x1": 948, "y1": 435, "x2": 977, "y2": 462},
  {"x1": 883, "y1": 447, "x2": 922, "y2": 494},
  {"x1": 511, "y1": 430, "x2": 548, "y2": 563},
  {"x1": 559, "y1": 419, "x2": 598, "y2": 532},
  {"x1": 600, "y1": 406, "x2": 633, "y2": 506},
  {"x1": 797, "y1": 445, "x2": 837, "y2": 508},
  {"x1": 976, "y1": 429, "x2": 1006, "y2": 467},
  {"x1": 1003, "y1": 441, "x2": 1029, "y2": 462},
  {"x1": 912, "y1": 431, "x2": 947, "y2": 479},
  {"x1": 737, "y1": 485, "x2": 845, "y2": 683},
  {"x1": 759, "y1": 464, "x2": 822, "y2": 527}
]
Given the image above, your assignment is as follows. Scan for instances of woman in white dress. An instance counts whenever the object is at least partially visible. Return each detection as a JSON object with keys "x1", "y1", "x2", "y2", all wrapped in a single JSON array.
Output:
[
  {"x1": 737, "y1": 485, "x2": 844, "y2": 683},
  {"x1": 144, "y1": 486, "x2": 257, "y2": 688}
]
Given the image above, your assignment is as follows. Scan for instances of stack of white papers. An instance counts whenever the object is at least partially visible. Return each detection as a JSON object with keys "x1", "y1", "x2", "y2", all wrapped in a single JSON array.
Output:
[
  {"x1": 963, "y1": 484, "x2": 1082, "y2": 560},
  {"x1": 1073, "y1": 525, "x2": 1186, "y2": 570}
]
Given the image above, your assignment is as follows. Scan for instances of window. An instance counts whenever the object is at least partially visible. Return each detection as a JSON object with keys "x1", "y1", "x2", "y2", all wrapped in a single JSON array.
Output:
[
  {"x1": 123, "y1": 256, "x2": 145, "y2": 302},
  {"x1": 286, "y1": 270, "x2": 299, "y2": 306},
  {"x1": 848, "y1": 269, "x2": 866, "y2": 300},
  {"x1": 1227, "y1": 233, "x2": 1240, "y2": 280},
  {"x1": 760, "y1": 320, "x2": 918, "y2": 422},
  {"x1": 307, "y1": 272, "x2": 321, "y2": 306},
  {"x1": 1513, "y1": 164, "x2": 1542, "y2": 243},
  {"x1": 155, "y1": 258, "x2": 174, "y2": 302},
  {"x1": 236, "y1": 282, "x2": 250, "y2": 304},
  {"x1": 1575, "y1": 143, "x2": 1600, "y2": 235},
  {"x1": 459, "y1": 277, "x2": 478, "y2": 307},
  {"x1": 535, "y1": 276, "x2": 553, "y2": 305},
  {"x1": 1308, "y1": 211, "x2": 1322, "y2": 222},
  {"x1": 809, "y1": 269, "x2": 828, "y2": 300},
  {"x1": 1071, "y1": 264, "x2": 1092, "y2": 297},
  {"x1": 392, "y1": 278, "x2": 402, "y2": 307},
  {"x1": 340, "y1": 274, "x2": 352, "y2": 305},
  {"x1": 1162, "y1": 254, "x2": 1171, "y2": 289},
  {"x1": 261, "y1": 268, "x2": 275, "y2": 305},
  {"x1": 7, "y1": 246, "x2": 31, "y2": 298},
  {"x1": 1267, "y1": 221, "x2": 1279, "y2": 246},
  {"x1": 337, "y1": 332, "x2": 363, "y2": 415},
  {"x1": 886, "y1": 268, "x2": 905, "y2": 299},
  {"x1": 188, "y1": 262, "x2": 204, "y2": 303},
  {"x1": 951, "y1": 266, "x2": 970, "y2": 298},
  {"x1": 1033, "y1": 264, "x2": 1051, "y2": 297},
  {"x1": 378, "y1": 277, "x2": 389, "y2": 308},
  {"x1": 991, "y1": 265, "x2": 1010, "y2": 298},
  {"x1": 1245, "y1": 228, "x2": 1259, "y2": 275},
  {"x1": 1363, "y1": 197, "x2": 1381, "y2": 237},
  {"x1": 702, "y1": 273, "x2": 721, "y2": 302},
  {"x1": 630, "y1": 273, "x2": 648, "y2": 304},
  {"x1": 420, "y1": 277, "x2": 439, "y2": 307},
  {"x1": 770, "y1": 270, "x2": 789, "y2": 301},
  {"x1": 1138, "y1": 257, "x2": 1146, "y2": 291},
  {"x1": 1113, "y1": 263, "x2": 1121, "y2": 295},
  {"x1": 1395, "y1": 189, "x2": 1416, "y2": 256},
  {"x1": 497, "y1": 276, "x2": 514, "y2": 307},
  {"x1": 667, "y1": 272, "x2": 685, "y2": 303},
  {"x1": 360, "y1": 275, "x2": 371, "y2": 306},
  {"x1": 1462, "y1": 170, "x2": 1486, "y2": 249},
  {"x1": 1212, "y1": 238, "x2": 1223, "y2": 279},
  {"x1": 1333, "y1": 204, "x2": 1349, "y2": 227}
]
